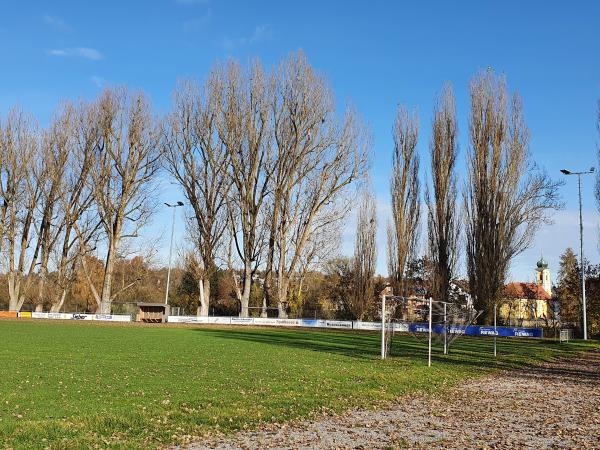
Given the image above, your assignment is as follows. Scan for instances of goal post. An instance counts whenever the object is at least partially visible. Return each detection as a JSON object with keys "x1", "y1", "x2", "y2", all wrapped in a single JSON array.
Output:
[
  {"x1": 380, "y1": 294, "x2": 482, "y2": 364},
  {"x1": 380, "y1": 295, "x2": 404, "y2": 359},
  {"x1": 381, "y1": 295, "x2": 386, "y2": 359}
]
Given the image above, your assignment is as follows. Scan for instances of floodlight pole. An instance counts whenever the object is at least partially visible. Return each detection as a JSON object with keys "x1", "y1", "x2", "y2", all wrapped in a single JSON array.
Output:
[
  {"x1": 428, "y1": 297, "x2": 432, "y2": 367},
  {"x1": 381, "y1": 296, "x2": 386, "y2": 359},
  {"x1": 560, "y1": 167, "x2": 594, "y2": 340},
  {"x1": 164, "y1": 201, "x2": 184, "y2": 306}
]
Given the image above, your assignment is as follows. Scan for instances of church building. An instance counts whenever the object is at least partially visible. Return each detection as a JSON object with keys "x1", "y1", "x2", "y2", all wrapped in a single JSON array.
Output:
[{"x1": 499, "y1": 258, "x2": 552, "y2": 325}]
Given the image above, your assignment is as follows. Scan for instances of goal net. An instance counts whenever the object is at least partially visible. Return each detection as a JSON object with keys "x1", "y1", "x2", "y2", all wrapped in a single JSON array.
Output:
[{"x1": 381, "y1": 295, "x2": 481, "y2": 361}]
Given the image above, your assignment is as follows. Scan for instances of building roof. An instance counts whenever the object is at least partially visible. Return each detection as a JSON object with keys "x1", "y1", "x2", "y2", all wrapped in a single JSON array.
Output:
[{"x1": 504, "y1": 282, "x2": 551, "y2": 301}]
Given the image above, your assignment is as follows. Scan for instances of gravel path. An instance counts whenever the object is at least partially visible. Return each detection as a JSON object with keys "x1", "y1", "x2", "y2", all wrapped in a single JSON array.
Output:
[{"x1": 183, "y1": 351, "x2": 600, "y2": 449}]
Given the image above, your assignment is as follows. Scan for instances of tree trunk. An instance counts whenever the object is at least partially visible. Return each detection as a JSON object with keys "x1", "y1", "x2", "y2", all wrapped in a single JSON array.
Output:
[
  {"x1": 99, "y1": 237, "x2": 118, "y2": 314},
  {"x1": 50, "y1": 290, "x2": 67, "y2": 313},
  {"x1": 36, "y1": 269, "x2": 48, "y2": 313},
  {"x1": 260, "y1": 297, "x2": 268, "y2": 317},
  {"x1": 239, "y1": 263, "x2": 252, "y2": 317},
  {"x1": 7, "y1": 274, "x2": 20, "y2": 311},
  {"x1": 197, "y1": 278, "x2": 210, "y2": 316},
  {"x1": 277, "y1": 277, "x2": 290, "y2": 318},
  {"x1": 277, "y1": 302, "x2": 288, "y2": 319}
]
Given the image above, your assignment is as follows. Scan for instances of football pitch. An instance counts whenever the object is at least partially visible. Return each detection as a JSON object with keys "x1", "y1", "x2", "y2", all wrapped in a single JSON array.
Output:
[{"x1": 0, "y1": 320, "x2": 596, "y2": 449}]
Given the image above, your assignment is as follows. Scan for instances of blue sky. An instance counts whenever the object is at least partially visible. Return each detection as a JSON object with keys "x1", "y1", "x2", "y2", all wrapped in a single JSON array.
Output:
[{"x1": 1, "y1": 0, "x2": 599, "y2": 282}]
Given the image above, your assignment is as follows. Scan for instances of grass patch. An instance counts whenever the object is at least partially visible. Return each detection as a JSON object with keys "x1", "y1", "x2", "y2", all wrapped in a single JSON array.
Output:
[{"x1": 0, "y1": 320, "x2": 597, "y2": 449}]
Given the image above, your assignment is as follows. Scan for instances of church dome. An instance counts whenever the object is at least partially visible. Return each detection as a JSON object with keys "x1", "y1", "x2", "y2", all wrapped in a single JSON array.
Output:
[{"x1": 536, "y1": 257, "x2": 548, "y2": 269}]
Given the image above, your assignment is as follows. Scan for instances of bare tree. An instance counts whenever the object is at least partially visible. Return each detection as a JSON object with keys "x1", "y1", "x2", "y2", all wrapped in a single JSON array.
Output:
[
  {"x1": 163, "y1": 79, "x2": 229, "y2": 316},
  {"x1": 263, "y1": 52, "x2": 370, "y2": 317},
  {"x1": 426, "y1": 85, "x2": 459, "y2": 303},
  {"x1": 86, "y1": 88, "x2": 161, "y2": 313},
  {"x1": 216, "y1": 61, "x2": 273, "y2": 317},
  {"x1": 389, "y1": 106, "x2": 420, "y2": 296},
  {"x1": 351, "y1": 188, "x2": 377, "y2": 320},
  {"x1": 48, "y1": 102, "x2": 100, "y2": 312},
  {"x1": 464, "y1": 70, "x2": 562, "y2": 323},
  {"x1": 0, "y1": 108, "x2": 41, "y2": 311},
  {"x1": 288, "y1": 214, "x2": 342, "y2": 312}
]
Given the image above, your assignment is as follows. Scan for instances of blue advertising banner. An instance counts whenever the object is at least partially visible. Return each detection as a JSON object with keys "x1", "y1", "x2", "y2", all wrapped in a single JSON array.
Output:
[{"x1": 407, "y1": 323, "x2": 543, "y2": 338}]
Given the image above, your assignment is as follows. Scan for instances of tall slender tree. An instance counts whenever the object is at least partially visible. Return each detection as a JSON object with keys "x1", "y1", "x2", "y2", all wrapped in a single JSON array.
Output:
[
  {"x1": 464, "y1": 70, "x2": 562, "y2": 323},
  {"x1": 217, "y1": 61, "x2": 274, "y2": 317},
  {"x1": 426, "y1": 85, "x2": 459, "y2": 303},
  {"x1": 389, "y1": 106, "x2": 420, "y2": 296},
  {"x1": 556, "y1": 247, "x2": 580, "y2": 325},
  {"x1": 351, "y1": 188, "x2": 377, "y2": 320}
]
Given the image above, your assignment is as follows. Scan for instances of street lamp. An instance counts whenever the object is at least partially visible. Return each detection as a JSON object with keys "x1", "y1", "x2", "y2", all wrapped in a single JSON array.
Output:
[
  {"x1": 164, "y1": 201, "x2": 184, "y2": 306},
  {"x1": 560, "y1": 167, "x2": 595, "y2": 340}
]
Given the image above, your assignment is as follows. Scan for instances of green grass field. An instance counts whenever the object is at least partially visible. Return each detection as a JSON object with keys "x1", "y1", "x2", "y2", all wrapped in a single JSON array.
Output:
[{"x1": 0, "y1": 320, "x2": 597, "y2": 449}]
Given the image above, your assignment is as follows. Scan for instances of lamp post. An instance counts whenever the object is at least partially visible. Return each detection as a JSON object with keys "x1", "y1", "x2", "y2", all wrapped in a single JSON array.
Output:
[
  {"x1": 560, "y1": 167, "x2": 595, "y2": 340},
  {"x1": 164, "y1": 201, "x2": 184, "y2": 306}
]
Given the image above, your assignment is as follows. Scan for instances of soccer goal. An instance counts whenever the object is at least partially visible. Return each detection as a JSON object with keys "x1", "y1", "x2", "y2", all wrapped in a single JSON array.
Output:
[{"x1": 380, "y1": 295, "x2": 481, "y2": 366}]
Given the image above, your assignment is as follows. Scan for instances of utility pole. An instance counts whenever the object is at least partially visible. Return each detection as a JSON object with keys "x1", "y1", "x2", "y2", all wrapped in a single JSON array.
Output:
[{"x1": 560, "y1": 167, "x2": 595, "y2": 340}]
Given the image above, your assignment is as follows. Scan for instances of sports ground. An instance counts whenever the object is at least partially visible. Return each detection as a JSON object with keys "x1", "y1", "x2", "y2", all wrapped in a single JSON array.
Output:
[{"x1": 1, "y1": 319, "x2": 598, "y2": 449}]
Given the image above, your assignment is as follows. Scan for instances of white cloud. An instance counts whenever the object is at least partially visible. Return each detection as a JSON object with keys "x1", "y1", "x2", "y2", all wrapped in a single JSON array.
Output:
[
  {"x1": 183, "y1": 10, "x2": 212, "y2": 32},
  {"x1": 91, "y1": 76, "x2": 106, "y2": 88},
  {"x1": 221, "y1": 25, "x2": 273, "y2": 51},
  {"x1": 47, "y1": 47, "x2": 104, "y2": 60},
  {"x1": 43, "y1": 14, "x2": 70, "y2": 32},
  {"x1": 76, "y1": 48, "x2": 103, "y2": 60},
  {"x1": 249, "y1": 25, "x2": 272, "y2": 44},
  {"x1": 47, "y1": 49, "x2": 68, "y2": 57}
]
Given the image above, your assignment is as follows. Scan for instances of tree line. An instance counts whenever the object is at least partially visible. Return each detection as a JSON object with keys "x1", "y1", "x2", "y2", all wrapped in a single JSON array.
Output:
[
  {"x1": 0, "y1": 52, "x2": 369, "y2": 317},
  {"x1": 1, "y1": 52, "x2": 584, "y2": 326}
]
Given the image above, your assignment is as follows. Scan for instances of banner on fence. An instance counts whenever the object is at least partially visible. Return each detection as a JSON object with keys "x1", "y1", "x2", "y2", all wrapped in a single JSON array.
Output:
[
  {"x1": 208, "y1": 316, "x2": 232, "y2": 324},
  {"x1": 30, "y1": 312, "x2": 131, "y2": 322},
  {"x1": 167, "y1": 316, "x2": 210, "y2": 324},
  {"x1": 353, "y1": 321, "x2": 381, "y2": 330},
  {"x1": 406, "y1": 323, "x2": 543, "y2": 338},
  {"x1": 323, "y1": 320, "x2": 353, "y2": 329},
  {"x1": 230, "y1": 317, "x2": 254, "y2": 325},
  {"x1": 93, "y1": 314, "x2": 131, "y2": 322}
]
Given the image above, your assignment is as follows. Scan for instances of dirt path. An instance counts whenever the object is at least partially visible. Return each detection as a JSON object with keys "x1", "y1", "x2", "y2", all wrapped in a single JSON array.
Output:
[{"x1": 183, "y1": 351, "x2": 600, "y2": 449}]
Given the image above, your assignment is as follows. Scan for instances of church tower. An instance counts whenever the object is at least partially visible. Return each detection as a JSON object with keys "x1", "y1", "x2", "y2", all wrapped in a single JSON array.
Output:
[{"x1": 535, "y1": 257, "x2": 551, "y2": 295}]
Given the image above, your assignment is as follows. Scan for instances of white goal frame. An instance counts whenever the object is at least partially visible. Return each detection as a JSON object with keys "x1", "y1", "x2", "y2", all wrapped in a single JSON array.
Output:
[{"x1": 381, "y1": 295, "x2": 481, "y2": 366}]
